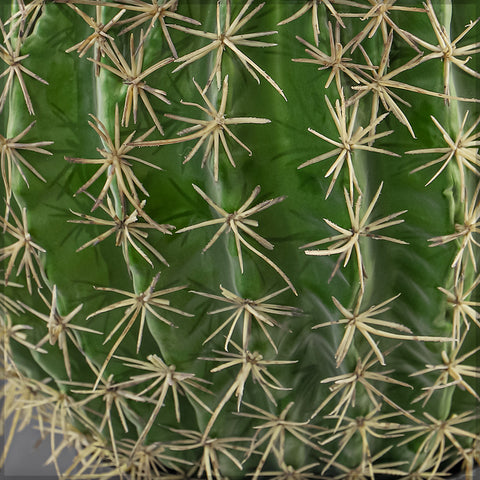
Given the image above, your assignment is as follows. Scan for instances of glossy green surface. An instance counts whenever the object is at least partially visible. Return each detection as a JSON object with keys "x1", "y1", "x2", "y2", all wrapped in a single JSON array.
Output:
[{"x1": 2, "y1": 1, "x2": 479, "y2": 477}]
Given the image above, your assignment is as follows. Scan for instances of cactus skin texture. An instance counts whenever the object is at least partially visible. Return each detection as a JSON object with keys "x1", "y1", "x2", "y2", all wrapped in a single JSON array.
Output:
[{"x1": 1, "y1": 0, "x2": 480, "y2": 478}]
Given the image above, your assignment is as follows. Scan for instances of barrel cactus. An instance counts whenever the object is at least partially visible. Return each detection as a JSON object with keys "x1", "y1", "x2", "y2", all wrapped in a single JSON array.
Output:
[{"x1": 1, "y1": 0, "x2": 479, "y2": 478}]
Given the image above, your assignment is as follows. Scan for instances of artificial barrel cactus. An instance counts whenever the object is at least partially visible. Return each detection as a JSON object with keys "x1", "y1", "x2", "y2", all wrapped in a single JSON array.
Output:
[{"x1": 1, "y1": 0, "x2": 480, "y2": 478}]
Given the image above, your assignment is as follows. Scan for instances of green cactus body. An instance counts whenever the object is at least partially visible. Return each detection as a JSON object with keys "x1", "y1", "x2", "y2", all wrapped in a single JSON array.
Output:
[{"x1": 1, "y1": 1, "x2": 479, "y2": 478}]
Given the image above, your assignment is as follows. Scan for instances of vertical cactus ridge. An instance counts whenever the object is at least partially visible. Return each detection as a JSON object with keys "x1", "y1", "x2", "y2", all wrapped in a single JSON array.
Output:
[{"x1": 1, "y1": 1, "x2": 479, "y2": 479}]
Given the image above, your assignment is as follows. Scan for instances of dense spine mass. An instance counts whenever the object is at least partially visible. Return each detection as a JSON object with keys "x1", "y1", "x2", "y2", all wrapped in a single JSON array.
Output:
[{"x1": 1, "y1": 1, "x2": 479, "y2": 479}]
